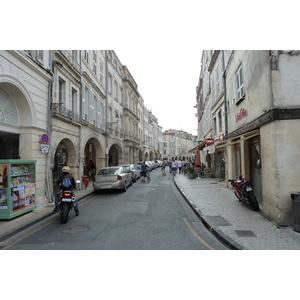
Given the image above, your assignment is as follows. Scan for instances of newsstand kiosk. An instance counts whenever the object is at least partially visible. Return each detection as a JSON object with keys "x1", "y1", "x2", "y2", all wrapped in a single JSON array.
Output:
[{"x1": 0, "y1": 159, "x2": 37, "y2": 219}]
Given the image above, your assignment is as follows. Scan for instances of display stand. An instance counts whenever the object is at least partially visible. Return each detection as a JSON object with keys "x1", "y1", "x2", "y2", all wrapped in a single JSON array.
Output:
[{"x1": 0, "y1": 159, "x2": 37, "y2": 219}]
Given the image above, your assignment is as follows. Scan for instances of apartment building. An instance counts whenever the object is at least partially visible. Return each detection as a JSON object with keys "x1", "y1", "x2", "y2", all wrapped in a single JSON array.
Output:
[
  {"x1": 163, "y1": 129, "x2": 197, "y2": 160},
  {"x1": 196, "y1": 50, "x2": 300, "y2": 225},
  {"x1": 0, "y1": 50, "x2": 162, "y2": 208}
]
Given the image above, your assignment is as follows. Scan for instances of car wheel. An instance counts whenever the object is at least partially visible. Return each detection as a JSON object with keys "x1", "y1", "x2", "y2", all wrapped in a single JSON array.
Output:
[{"x1": 122, "y1": 183, "x2": 127, "y2": 192}]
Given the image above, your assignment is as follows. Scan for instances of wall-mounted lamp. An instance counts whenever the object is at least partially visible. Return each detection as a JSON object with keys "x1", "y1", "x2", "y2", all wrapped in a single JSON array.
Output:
[{"x1": 107, "y1": 113, "x2": 120, "y2": 128}]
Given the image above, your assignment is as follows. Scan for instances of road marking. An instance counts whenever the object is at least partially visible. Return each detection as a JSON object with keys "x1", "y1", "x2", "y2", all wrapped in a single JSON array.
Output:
[
  {"x1": 1, "y1": 195, "x2": 97, "y2": 250},
  {"x1": 2, "y1": 218, "x2": 58, "y2": 250},
  {"x1": 183, "y1": 217, "x2": 215, "y2": 250}
]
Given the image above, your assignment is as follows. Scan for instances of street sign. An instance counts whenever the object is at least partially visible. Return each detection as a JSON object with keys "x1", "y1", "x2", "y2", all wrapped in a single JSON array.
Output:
[
  {"x1": 41, "y1": 134, "x2": 49, "y2": 144},
  {"x1": 41, "y1": 144, "x2": 49, "y2": 153}
]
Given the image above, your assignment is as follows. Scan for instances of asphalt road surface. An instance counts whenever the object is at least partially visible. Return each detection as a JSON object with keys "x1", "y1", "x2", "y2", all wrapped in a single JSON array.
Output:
[{"x1": 2, "y1": 169, "x2": 228, "y2": 250}]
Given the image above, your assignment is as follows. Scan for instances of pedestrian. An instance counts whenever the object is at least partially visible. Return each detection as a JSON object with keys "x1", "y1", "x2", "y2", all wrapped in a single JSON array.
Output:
[
  {"x1": 140, "y1": 161, "x2": 148, "y2": 182},
  {"x1": 168, "y1": 159, "x2": 173, "y2": 173},
  {"x1": 171, "y1": 159, "x2": 178, "y2": 176},
  {"x1": 177, "y1": 159, "x2": 183, "y2": 173},
  {"x1": 53, "y1": 165, "x2": 79, "y2": 215},
  {"x1": 88, "y1": 160, "x2": 95, "y2": 177},
  {"x1": 161, "y1": 161, "x2": 167, "y2": 175}
]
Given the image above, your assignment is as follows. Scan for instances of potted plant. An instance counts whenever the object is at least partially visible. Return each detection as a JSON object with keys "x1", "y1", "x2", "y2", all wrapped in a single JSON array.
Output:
[{"x1": 186, "y1": 166, "x2": 196, "y2": 179}]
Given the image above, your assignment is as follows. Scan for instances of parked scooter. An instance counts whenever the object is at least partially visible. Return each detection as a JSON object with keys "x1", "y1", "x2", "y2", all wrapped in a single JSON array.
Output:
[{"x1": 228, "y1": 175, "x2": 259, "y2": 211}]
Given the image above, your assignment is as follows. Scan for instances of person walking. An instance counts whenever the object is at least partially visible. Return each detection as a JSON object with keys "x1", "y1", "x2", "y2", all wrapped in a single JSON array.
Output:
[
  {"x1": 140, "y1": 161, "x2": 148, "y2": 182},
  {"x1": 171, "y1": 159, "x2": 178, "y2": 176},
  {"x1": 168, "y1": 159, "x2": 173, "y2": 173},
  {"x1": 161, "y1": 161, "x2": 167, "y2": 175},
  {"x1": 177, "y1": 159, "x2": 183, "y2": 174}
]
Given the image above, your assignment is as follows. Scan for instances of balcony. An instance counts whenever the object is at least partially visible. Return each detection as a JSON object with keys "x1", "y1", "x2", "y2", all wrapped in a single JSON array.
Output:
[{"x1": 51, "y1": 103, "x2": 82, "y2": 123}]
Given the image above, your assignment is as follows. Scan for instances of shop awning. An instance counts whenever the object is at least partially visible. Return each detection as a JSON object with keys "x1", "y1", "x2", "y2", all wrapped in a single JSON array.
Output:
[{"x1": 188, "y1": 141, "x2": 206, "y2": 153}]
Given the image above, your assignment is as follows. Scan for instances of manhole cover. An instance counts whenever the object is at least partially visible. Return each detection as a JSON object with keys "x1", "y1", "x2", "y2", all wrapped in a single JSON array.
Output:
[
  {"x1": 235, "y1": 230, "x2": 256, "y2": 237},
  {"x1": 61, "y1": 225, "x2": 90, "y2": 235},
  {"x1": 205, "y1": 216, "x2": 231, "y2": 226}
]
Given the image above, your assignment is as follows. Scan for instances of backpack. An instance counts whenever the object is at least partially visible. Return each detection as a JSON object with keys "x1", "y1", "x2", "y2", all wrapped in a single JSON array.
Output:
[{"x1": 62, "y1": 176, "x2": 71, "y2": 188}]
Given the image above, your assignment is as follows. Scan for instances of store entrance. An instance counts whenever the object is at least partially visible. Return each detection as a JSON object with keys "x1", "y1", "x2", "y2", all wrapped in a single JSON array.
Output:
[{"x1": 0, "y1": 133, "x2": 19, "y2": 159}]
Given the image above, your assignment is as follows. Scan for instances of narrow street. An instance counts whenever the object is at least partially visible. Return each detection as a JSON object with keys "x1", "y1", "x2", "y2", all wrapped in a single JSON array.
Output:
[{"x1": 2, "y1": 169, "x2": 227, "y2": 250}]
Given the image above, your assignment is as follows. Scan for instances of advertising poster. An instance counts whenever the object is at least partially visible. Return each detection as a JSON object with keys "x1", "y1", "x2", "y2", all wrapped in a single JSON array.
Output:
[
  {"x1": 12, "y1": 185, "x2": 25, "y2": 212},
  {"x1": 0, "y1": 164, "x2": 8, "y2": 188},
  {"x1": 0, "y1": 189, "x2": 7, "y2": 209},
  {"x1": 25, "y1": 183, "x2": 36, "y2": 206}
]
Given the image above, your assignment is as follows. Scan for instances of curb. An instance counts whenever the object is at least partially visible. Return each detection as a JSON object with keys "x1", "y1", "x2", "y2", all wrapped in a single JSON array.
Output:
[{"x1": 173, "y1": 177, "x2": 244, "y2": 250}]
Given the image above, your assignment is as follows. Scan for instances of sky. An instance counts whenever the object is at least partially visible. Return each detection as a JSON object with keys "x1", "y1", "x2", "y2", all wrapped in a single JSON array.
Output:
[{"x1": 116, "y1": 48, "x2": 201, "y2": 136}]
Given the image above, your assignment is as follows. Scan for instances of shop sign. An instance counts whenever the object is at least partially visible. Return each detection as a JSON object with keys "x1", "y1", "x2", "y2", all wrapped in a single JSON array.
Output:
[
  {"x1": 205, "y1": 138, "x2": 214, "y2": 145},
  {"x1": 219, "y1": 133, "x2": 225, "y2": 142},
  {"x1": 235, "y1": 108, "x2": 248, "y2": 122}
]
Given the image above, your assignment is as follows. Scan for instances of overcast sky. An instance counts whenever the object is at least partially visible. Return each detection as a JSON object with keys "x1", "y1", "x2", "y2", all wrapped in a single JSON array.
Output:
[{"x1": 116, "y1": 48, "x2": 201, "y2": 135}]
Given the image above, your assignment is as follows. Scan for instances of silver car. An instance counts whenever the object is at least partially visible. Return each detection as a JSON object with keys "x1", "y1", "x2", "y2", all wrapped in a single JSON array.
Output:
[
  {"x1": 118, "y1": 164, "x2": 141, "y2": 182},
  {"x1": 93, "y1": 166, "x2": 132, "y2": 192}
]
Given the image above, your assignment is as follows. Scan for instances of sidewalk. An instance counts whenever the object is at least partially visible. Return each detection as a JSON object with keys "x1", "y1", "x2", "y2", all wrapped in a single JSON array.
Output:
[
  {"x1": 173, "y1": 174, "x2": 300, "y2": 250},
  {"x1": 0, "y1": 184, "x2": 94, "y2": 243}
]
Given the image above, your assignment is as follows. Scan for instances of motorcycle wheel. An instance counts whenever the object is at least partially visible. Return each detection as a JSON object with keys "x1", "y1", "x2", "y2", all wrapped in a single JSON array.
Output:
[
  {"x1": 61, "y1": 202, "x2": 70, "y2": 224},
  {"x1": 234, "y1": 188, "x2": 244, "y2": 201},
  {"x1": 247, "y1": 193, "x2": 259, "y2": 211}
]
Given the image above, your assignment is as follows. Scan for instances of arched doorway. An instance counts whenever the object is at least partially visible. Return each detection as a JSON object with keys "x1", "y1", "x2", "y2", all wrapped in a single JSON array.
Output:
[
  {"x1": 108, "y1": 144, "x2": 122, "y2": 166},
  {"x1": 52, "y1": 138, "x2": 76, "y2": 193},
  {"x1": 0, "y1": 86, "x2": 20, "y2": 159},
  {"x1": 83, "y1": 137, "x2": 103, "y2": 177}
]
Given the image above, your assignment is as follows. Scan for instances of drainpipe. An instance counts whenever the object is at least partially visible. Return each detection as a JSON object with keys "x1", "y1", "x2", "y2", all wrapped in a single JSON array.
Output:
[
  {"x1": 222, "y1": 50, "x2": 228, "y2": 136},
  {"x1": 79, "y1": 51, "x2": 83, "y2": 180},
  {"x1": 46, "y1": 50, "x2": 53, "y2": 202},
  {"x1": 105, "y1": 50, "x2": 109, "y2": 167}
]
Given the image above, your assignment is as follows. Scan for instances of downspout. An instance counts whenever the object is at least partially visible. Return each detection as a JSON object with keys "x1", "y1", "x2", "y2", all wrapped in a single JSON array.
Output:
[
  {"x1": 222, "y1": 50, "x2": 228, "y2": 136},
  {"x1": 79, "y1": 50, "x2": 83, "y2": 180},
  {"x1": 105, "y1": 50, "x2": 109, "y2": 167},
  {"x1": 46, "y1": 50, "x2": 53, "y2": 202}
]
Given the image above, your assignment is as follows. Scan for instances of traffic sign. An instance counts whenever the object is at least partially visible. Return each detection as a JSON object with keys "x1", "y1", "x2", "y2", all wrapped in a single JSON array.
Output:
[{"x1": 41, "y1": 134, "x2": 49, "y2": 144}]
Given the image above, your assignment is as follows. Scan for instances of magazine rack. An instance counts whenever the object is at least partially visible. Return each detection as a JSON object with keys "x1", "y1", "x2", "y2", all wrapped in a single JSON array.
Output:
[{"x1": 0, "y1": 160, "x2": 37, "y2": 219}]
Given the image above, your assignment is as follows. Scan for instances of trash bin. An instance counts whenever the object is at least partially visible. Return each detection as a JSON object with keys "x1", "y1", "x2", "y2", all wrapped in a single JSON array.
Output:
[{"x1": 291, "y1": 192, "x2": 300, "y2": 232}]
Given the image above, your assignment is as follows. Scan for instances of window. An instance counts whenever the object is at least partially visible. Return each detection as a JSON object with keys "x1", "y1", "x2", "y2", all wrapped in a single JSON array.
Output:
[
  {"x1": 114, "y1": 80, "x2": 118, "y2": 100},
  {"x1": 100, "y1": 61, "x2": 104, "y2": 83},
  {"x1": 215, "y1": 64, "x2": 220, "y2": 98},
  {"x1": 119, "y1": 87, "x2": 123, "y2": 105},
  {"x1": 85, "y1": 50, "x2": 89, "y2": 63},
  {"x1": 235, "y1": 65, "x2": 244, "y2": 101},
  {"x1": 58, "y1": 78, "x2": 66, "y2": 105},
  {"x1": 218, "y1": 109, "x2": 222, "y2": 133},
  {"x1": 93, "y1": 51, "x2": 97, "y2": 74},
  {"x1": 108, "y1": 73, "x2": 112, "y2": 94},
  {"x1": 72, "y1": 88, "x2": 78, "y2": 114}
]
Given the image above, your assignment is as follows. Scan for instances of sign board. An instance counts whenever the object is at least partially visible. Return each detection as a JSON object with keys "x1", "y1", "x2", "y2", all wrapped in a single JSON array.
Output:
[
  {"x1": 205, "y1": 139, "x2": 214, "y2": 145},
  {"x1": 41, "y1": 144, "x2": 49, "y2": 153},
  {"x1": 41, "y1": 134, "x2": 49, "y2": 144}
]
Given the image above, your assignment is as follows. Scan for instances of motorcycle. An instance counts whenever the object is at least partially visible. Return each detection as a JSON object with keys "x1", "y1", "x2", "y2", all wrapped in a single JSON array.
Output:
[
  {"x1": 228, "y1": 175, "x2": 259, "y2": 211},
  {"x1": 58, "y1": 190, "x2": 78, "y2": 224}
]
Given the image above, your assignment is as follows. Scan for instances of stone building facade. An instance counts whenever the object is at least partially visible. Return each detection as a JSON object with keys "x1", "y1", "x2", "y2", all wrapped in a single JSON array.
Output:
[
  {"x1": 0, "y1": 50, "x2": 163, "y2": 207},
  {"x1": 196, "y1": 50, "x2": 300, "y2": 225}
]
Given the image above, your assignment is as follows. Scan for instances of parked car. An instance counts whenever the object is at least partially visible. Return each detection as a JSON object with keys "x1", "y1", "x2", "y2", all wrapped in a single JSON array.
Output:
[
  {"x1": 118, "y1": 164, "x2": 140, "y2": 182},
  {"x1": 145, "y1": 161, "x2": 154, "y2": 170},
  {"x1": 92, "y1": 166, "x2": 132, "y2": 192}
]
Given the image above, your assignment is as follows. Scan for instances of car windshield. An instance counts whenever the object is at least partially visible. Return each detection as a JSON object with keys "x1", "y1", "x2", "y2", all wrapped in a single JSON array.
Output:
[{"x1": 98, "y1": 168, "x2": 119, "y2": 175}]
